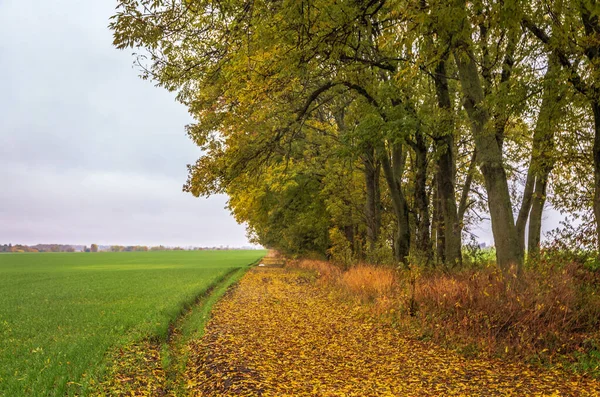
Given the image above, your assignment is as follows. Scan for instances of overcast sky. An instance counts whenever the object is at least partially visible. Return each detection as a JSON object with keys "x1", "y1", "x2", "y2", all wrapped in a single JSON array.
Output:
[
  {"x1": 0, "y1": 1, "x2": 565, "y2": 249},
  {"x1": 0, "y1": 0, "x2": 253, "y2": 247}
]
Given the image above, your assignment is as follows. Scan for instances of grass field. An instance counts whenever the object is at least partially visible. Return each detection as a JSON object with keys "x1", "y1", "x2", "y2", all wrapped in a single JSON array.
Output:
[{"x1": 0, "y1": 250, "x2": 265, "y2": 396}]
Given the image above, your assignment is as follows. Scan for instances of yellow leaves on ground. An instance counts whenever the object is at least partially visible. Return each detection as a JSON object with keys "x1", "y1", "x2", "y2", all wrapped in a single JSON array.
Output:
[
  {"x1": 184, "y1": 268, "x2": 600, "y2": 397},
  {"x1": 93, "y1": 340, "x2": 167, "y2": 396}
]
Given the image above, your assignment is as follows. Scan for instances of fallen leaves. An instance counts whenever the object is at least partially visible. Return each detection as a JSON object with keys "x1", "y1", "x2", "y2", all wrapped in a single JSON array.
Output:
[
  {"x1": 93, "y1": 340, "x2": 167, "y2": 396},
  {"x1": 184, "y1": 267, "x2": 600, "y2": 396}
]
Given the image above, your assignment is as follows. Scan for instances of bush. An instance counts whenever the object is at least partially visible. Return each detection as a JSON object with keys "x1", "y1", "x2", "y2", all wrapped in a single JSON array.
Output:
[{"x1": 327, "y1": 228, "x2": 355, "y2": 269}]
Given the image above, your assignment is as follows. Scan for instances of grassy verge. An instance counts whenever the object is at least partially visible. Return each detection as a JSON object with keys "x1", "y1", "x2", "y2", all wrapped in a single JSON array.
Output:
[
  {"x1": 93, "y1": 260, "x2": 257, "y2": 396},
  {"x1": 163, "y1": 266, "x2": 253, "y2": 395}
]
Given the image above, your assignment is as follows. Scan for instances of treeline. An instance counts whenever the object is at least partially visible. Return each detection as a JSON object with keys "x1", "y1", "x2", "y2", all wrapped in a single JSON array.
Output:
[
  {"x1": 0, "y1": 244, "x2": 76, "y2": 253},
  {"x1": 111, "y1": 0, "x2": 600, "y2": 272},
  {"x1": 1, "y1": 244, "x2": 246, "y2": 253},
  {"x1": 108, "y1": 245, "x2": 196, "y2": 251}
]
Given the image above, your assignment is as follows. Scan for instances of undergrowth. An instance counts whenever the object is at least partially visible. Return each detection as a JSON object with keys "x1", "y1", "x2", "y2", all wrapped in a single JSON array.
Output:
[{"x1": 292, "y1": 254, "x2": 600, "y2": 378}]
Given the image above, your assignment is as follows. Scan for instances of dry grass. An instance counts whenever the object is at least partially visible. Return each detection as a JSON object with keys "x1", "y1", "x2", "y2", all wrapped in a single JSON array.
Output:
[
  {"x1": 293, "y1": 260, "x2": 398, "y2": 313},
  {"x1": 290, "y1": 257, "x2": 600, "y2": 372},
  {"x1": 411, "y1": 263, "x2": 600, "y2": 358},
  {"x1": 341, "y1": 265, "x2": 397, "y2": 301},
  {"x1": 293, "y1": 259, "x2": 342, "y2": 283}
]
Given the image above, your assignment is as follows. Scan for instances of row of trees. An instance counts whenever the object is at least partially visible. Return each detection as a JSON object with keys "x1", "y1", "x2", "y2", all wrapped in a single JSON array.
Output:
[
  {"x1": 0, "y1": 244, "x2": 77, "y2": 253},
  {"x1": 111, "y1": 0, "x2": 600, "y2": 272}
]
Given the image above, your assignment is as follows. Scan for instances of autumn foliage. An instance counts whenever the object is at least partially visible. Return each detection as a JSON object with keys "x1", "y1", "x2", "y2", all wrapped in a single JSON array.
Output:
[
  {"x1": 413, "y1": 264, "x2": 600, "y2": 360},
  {"x1": 293, "y1": 258, "x2": 600, "y2": 373},
  {"x1": 183, "y1": 266, "x2": 600, "y2": 395}
]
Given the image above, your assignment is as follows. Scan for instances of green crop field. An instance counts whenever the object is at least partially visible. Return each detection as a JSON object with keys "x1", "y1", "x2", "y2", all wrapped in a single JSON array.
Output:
[{"x1": 0, "y1": 250, "x2": 265, "y2": 396}]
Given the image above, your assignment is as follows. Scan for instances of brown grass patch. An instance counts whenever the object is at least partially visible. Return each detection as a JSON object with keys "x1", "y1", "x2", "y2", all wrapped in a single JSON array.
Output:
[{"x1": 341, "y1": 265, "x2": 397, "y2": 301}]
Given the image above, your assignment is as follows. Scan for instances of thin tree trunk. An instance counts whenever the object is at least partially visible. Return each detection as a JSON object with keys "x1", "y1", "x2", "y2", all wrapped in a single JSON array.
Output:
[
  {"x1": 455, "y1": 51, "x2": 524, "y2": 273},
  {"x1": 414, "y1": 130, "x2": 432, "y2": 262},
  {"x1": 433, "y1": 175, "x2": 446, "y2": 265},
  {"x1": 364, "y1": 144, "x2": 381, "y2": 252},
  {"x1": 516, "y1": 58, "x2": 561, "y2": 257},
  {"x1": 458, "y1": 148, "x2": 477, "y2": 224},
  {"x1": 516, "y1": 165, "x2": 536, "y2": 254},
  {"x1": 528, "y1": 175, "x2": 549, "y2": 259},
  {"x1": 593, "y1": 100, "x2": 600, "y2": 257}
]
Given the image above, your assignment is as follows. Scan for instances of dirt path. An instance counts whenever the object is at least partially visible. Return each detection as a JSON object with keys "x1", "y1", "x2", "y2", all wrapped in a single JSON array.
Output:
[{"x1": 183, "y1": 267, "x2": 600, "y2": 397}]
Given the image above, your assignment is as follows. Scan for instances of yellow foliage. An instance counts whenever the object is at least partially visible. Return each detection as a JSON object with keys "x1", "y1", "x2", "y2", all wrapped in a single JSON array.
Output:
[{"x1": 182, "y1": 267, "x2": 600, "y2": 396}]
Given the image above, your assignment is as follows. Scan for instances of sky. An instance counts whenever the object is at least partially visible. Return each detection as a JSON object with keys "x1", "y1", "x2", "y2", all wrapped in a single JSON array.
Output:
[
  {"x1": 0, "y1": 0, "x2": 253, "y2": 247},
  {"x1": 0, "y1": 1, "x2": 565, "y2": 249}
]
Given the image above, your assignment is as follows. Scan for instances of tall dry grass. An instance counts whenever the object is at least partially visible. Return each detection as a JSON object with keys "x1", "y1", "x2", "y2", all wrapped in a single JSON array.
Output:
[
  {"x1": 291, "y1": 257, "x2": 600, "y2": 366},
  {"x1": 293, "y1": 259, "x2": 342, "y2": 283},
  {"x1": 413, "y1": 264, "x2": 600, "y2": 356},
  {"x1": 341, "y1": 265, "x2": 397, "y2": 301}
]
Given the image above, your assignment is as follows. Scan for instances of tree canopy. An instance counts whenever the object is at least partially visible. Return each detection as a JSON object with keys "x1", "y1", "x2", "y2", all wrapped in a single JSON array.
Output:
[{"x1": 111, "y1": 0, "x2": 600, "y2": 271}]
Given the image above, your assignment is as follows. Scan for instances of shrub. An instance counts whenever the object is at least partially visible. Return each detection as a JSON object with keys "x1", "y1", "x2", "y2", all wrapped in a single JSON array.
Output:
[{"x1": 327, "y1": 228, "x2": 355, "y2": 269}]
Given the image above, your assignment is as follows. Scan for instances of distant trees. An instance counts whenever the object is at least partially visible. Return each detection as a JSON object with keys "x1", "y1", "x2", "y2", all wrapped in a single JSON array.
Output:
[
  {"x1": 0, "y1": 244, "x2": 74, "y2": 253},
  {"x1": 111, "y1": 245, "x2": 150, "y2": 252},
  {"x1": 111, "y1": 0, "x2": 600, "y2": 270},
  {"x1": 90, "y1": 244, "x2": 98, "y2": 253}
]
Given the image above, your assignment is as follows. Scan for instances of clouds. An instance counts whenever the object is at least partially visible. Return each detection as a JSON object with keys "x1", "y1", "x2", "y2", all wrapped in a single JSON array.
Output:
[{"x1": 0, "y1": 0, "x2": 251, "y2": 247}]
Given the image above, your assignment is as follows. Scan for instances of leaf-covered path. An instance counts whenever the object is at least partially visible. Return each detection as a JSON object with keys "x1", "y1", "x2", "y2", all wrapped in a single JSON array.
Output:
[{"x1": 184, "y1": 267, "x2": 600, "y2": 396}]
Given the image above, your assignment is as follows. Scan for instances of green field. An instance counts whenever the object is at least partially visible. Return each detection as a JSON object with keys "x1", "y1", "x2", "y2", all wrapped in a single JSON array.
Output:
[{"x1": 0, "y1": 250, "x2": 265, "y2": 396}]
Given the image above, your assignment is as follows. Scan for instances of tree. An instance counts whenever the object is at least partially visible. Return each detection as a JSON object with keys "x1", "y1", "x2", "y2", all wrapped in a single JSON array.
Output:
[{"x1": 110, "y1": 0, "x2": 599, "y2": 270}]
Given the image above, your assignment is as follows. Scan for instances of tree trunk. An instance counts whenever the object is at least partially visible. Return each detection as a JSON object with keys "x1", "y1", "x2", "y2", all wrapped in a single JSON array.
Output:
[
  {"x1": 364, "y1": 144, "x2": 381, "y2": 252},
  {"x1": 455, "y1": 51, "x2": 524, "y2": 273},
  {"x1": 380, "y1": 142, "x2": 410, "y2": 265},
  {"x1": 528, "y1": 174, "x2": 549, "y2": 259},
  {"x1": 414, "y1": 130, "x2": 432, "y2": 262},
  {"x1": 593, "y1": 100, "x2": 600, "y2": 257},
  {"x1": 433, "y1": 58, "x2": 462, "y2": 267},
  {"x1": 458, "y1": 148, "x2": 477, "y2": 224},
  {"x1": 516, "y1": 57, "x2": 561, "y2": 258},
  {"x1": 433, "y1": 175, "x2": 446, "y2": 265}
]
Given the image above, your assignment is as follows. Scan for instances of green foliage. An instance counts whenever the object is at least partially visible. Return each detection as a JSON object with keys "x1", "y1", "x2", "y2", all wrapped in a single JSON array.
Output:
[
  {"x1": 327, "y1": 227, "x2": 355, "y2": 269},
  {"x1": 570, "y1": 349, "x2": 600, "y2": 378},
  {"x1": 110, "y1": 0, "x2": 600, "y2": 270},
  {"x1": 365, "y1": 235, "x2": 396, "y2": 266}
]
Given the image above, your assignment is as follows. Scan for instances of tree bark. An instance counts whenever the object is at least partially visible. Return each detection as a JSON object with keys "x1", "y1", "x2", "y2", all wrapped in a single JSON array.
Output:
[
  {"x1": 364, "y1": 144, "x2": 381, "y2": 252},
  {"x1": 433, "y1": 58, "x2": 462, "y2": 267},
  {"x1": 528, "y1": 173, "x2": 549, "y2": 258},
  {"x1": 593, "y1": 100, "x2": 600, "y2": 257},
  {"x1": 516, "y1": 58, "x2": 560, "y2": 258},
  {"x1": 433, "y1": 175, "x2": 446, "y2": 265},
  {"x1": 380, "y1": 142, "x2": 410, "y2": 265},
  {"x1": 458, "y1": 148, "x2": 477, "y2": 224},
  {"x1": 414, "y1": 130, "x2": 432, "y2": 262},
  {"x1": 455, "y1": 50, "x2": 524, "y2": 273}
]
